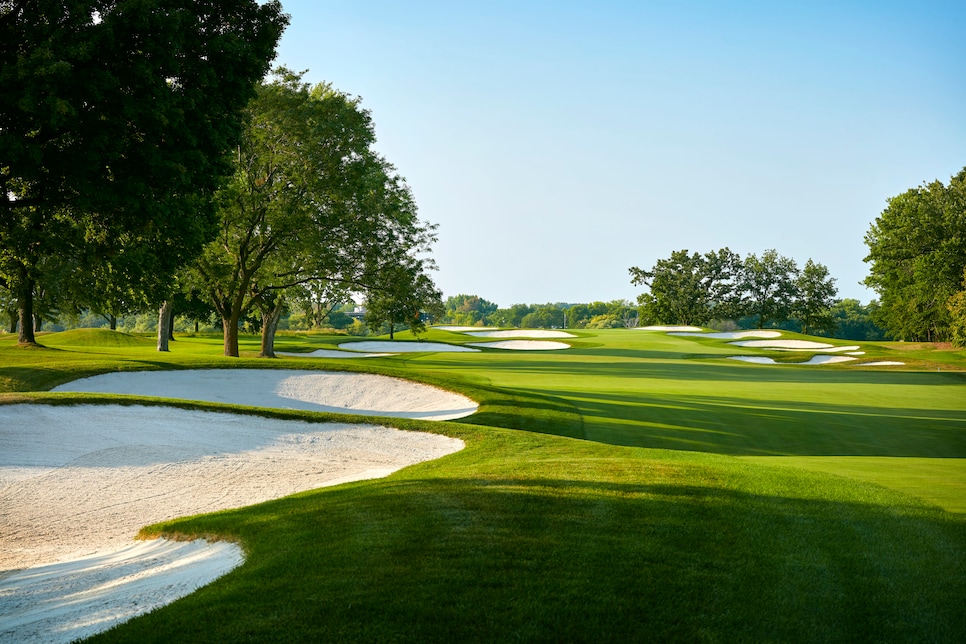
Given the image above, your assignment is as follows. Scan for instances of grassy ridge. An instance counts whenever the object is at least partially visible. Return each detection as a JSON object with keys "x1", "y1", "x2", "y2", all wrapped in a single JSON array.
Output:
[{"x1": 1, "y1": 327, "x2": 964, "y2": 641}]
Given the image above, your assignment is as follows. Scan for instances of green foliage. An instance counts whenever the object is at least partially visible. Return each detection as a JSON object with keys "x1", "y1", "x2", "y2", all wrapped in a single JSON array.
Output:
[
  {"x1": 630, "y1": 248, "x2": 743, "y2": 326},
  {"x1": 792, "y1": 259, "x2": 837, "y2": 335},
  {"x1": 365, "y1": 261, "x2": 444, "y2": 339},
  {"x1": 0, "y1": 0, "x2": 287, "y2": 344},
  {"x1": 949, "y1": 272, "x2": 966, "y2": 347},
  {"x1": 195, "y1": 69, "x2": 439, "y2": 356},
  {"x1": 864, "y1": 167, "x2": 966, "y2": 341},
  {"x1": 490, "y1": 303, "x2": 535, "y2": 327},
  {"x1": 741, "y1": 249, "x2": 800, "y2": 329},
  {"x1": 827, "y1": 298, "x2": 886, "y2": 341},
  {"x1": 442, "y1": 294, "x2": 499, "y2": 326}
]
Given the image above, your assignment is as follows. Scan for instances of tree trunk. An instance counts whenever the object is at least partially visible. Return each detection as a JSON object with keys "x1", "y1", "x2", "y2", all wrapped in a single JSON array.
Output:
[
  {"x1": 7, "y1": 312, "x2": 16, "y2": 334},
  {"x1": 389, "y1": 323, "x2": 395, "y2": 340},
  {"x1": 16, "y1": 268, "x2": 37, "y2": 345},
  {"x1": 33, "y1": 314, "x2": 42, "y2": 333},
  {"x1": 259, "y1": 299, "x2": 284, "y2": 358},
  {"x1": 157, "y1": 300, "x2": 174, "y2": 352},
  {"x1": 223, "y1": 317, "x2": 240, "y2": 357},
  {"x1": 109, "y1": 315, "x2": 117, "y2": 331}
]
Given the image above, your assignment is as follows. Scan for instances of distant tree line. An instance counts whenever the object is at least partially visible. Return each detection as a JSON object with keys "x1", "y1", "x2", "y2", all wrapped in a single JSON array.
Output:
[
  {"x1": 0, "y1": 4, "x2": 441, "y2": 356},
  {"x1": 629, "y1": 249, "x2": 839, "y2": 334},
  {"x1": 440, "y1": 296, "x2": 638, "y2": 330}
]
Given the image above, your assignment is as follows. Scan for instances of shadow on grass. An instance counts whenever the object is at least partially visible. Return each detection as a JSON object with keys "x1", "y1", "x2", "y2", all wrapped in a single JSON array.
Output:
[
  {"x1": 505, "y1": 358, "x2": 966, "y2": 385},
  {"x1": 559, "y1": 389, "x2": 966, "y2": 456},
  {"x1": 113, "y1": 474, "x2": 965, "y2": 643}
]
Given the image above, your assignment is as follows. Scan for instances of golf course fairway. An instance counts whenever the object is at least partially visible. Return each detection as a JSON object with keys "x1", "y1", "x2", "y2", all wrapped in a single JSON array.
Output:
[{"x1": 1, "y1": 326, "x2": 963, "y2": 642}]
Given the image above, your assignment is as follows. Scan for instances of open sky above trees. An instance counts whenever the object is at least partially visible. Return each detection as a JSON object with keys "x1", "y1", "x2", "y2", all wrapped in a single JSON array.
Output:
[{"x1": 274, "y1": 0, "x2": 966, "y2": 305}]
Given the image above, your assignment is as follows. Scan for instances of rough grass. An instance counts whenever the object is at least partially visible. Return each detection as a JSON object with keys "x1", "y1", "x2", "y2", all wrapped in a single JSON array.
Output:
[{"x1": 2, "y1": 327, "x2": 964, "y2": 642}]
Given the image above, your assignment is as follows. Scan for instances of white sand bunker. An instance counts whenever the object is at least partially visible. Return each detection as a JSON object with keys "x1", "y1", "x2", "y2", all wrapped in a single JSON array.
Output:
[
  {"x1": 639, "y1": 325, "x2": 704, "y2": 332},
  {"x1": 859, "y1": 361, "x2": 905, "y2": 366},
  {"x1": 53, "y1": 369, "x2": 478, "y2": 421},
  {"x1": 278, "y1": 349, "x2": 391, "y2": 358},
  {"x1": 1, "y1": 539, "x2": 241, "y2": 644},
  {"x1": 729, "y1": 339, "x2": 861, "y2": 352},
  {"x1": 467, "y1": 340, "x2": 569, "y2": 351},
  {"x1": 670, "y1": 330, "x2": 782, "y2": 340},
  {"x1": 0, "y1": 404, "x2": 464, "y2": 642},
  {"x1": 339, "y1": 341, "x2": 479, "y2": 353},
  {"x1": 433, "y1": 326, "x2": 499, "y2": 332},
  {"x1": 728, "y1": 355, "x2": 856, "y2": 365},
  {"x1": 463, "y1": 330, "x2": 576, "y2": 339}
]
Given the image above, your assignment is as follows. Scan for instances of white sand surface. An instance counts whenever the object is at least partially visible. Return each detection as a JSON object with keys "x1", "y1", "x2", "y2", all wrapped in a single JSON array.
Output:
[
  {"x1": 670, "y1": 330, "x2": 782, "y2": 339},
  {"x1": 859, "y1": 361, "x2": 905, "y2": 366},
  {"x1": 278, "y1": 349, "x2": 391, "y2": 358},
  {"x1": 53, "y1": 369, "x2": 478, "y2": 421},
  {"x1": 338, "y1": 341, "x2": 479, "y2": 353},
  {"x1": 433, "y1": 326, "x2": 499, "y2": 332},
  {"x1": 463, "y1": 330, "x2": 576, "y2": 339},
  {"x1": 639, "y1": 325, "x2": 704, "y2": 332},
  {"x1": 769, "y1": 345, "x2": 861, "y2": 353},
  {"x1": 0, "y1": 404, "x2": 464, "y2": 642},
  {"x1": 845, "y1": 351, "x2": 866, "y2": 356},
  {"x1": 466, "y1": 340, "x2": 570, "y2": 351},
  {"x1": 728, "y1": 355, "x2": 856, "y2": 365},
  {"x1": 729, "y1": 339, "x2": 835, "y2": 350},
  {"x1": 1, "y1": 539, "x2": 242, "y2": 644}
]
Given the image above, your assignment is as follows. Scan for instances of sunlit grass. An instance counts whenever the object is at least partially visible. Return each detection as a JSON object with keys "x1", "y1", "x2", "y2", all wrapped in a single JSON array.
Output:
[{"x1": 2, "y1": 326, "x2": 964, "y2": 641}]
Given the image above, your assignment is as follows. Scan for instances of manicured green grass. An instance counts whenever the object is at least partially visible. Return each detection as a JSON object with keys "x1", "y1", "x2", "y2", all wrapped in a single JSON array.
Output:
[{"x1": 2, "y1": 327, "x2": 965, "y2": 641}]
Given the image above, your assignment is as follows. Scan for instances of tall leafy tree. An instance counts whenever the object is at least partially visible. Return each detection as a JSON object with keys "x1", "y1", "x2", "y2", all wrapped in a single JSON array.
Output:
[
  {"x1": 947, "y1": 269, "x2": 966, "y2": 347},
  {"x1": 630, "y1": 248, "x2": 742, "y2": 326},
  {"x1": 364, "y1": 257, "x2": 443, "y2": 340},
  {"x1": 864, "y1": 168, "x2": 966, "y2": 341},
  {"x1": 197, "y1": 71, "x2": 439, "y2": 357},
  {"x1": 741, "y1": 249, "x2": 799, "y2": 329},
  {"x1": 0, "y1": 0, "x2": 287, "y2": 345},
  {"x1": 793, "y1": 259, "x2": 837, "y2": 335}
]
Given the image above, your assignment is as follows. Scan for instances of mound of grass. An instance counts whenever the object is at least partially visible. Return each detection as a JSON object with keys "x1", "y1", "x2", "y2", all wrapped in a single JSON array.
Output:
[{"x1": 40, "y1": 328, "x2": 154, "y2": 349}]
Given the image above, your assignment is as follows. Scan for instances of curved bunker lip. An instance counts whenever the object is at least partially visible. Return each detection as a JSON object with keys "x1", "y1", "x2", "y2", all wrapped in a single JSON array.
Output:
[
  {"x1": 467, "y1": 340, "x2": 570, "y2": 350},
  {"x1": 53, "y1": 369, "x2": 479, "y2": 421},
  {"x1": 0, "y1": 403, "x2": 465, "y2": 642},
  {"x1": 462, "y1": 330, "x2": 576, "y2": 339}
]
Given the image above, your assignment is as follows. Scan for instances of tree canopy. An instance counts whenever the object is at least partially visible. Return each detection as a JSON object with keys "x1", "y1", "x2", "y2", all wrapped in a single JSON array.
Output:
[
  {"x1": 629, "y1": 248, "x2": 742, "y2": 326},
  {"x1": 631, "y1": 248, "x2": 836, "y2": 330},
  {"x1": 0, "y1": 0, "x2": 287, "y2": 344},
  {"x1": 864, "y1": 167, "x2": 966, "y2": 342},
  {"x1": 195, "y1": 70, "x2": 440, "y2": 356}
]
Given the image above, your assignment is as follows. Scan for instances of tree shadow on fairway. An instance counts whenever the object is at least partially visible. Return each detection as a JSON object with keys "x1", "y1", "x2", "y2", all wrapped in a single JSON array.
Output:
[
  {"x1": 478, "y1": 357, "x2": 966, "y2": 387},
  {"x1": 558, "y1": 390, "x2": 966, "y2": 456},
  {"x1": 120, "y1": 472, "x2": 966, "y2": 644}
]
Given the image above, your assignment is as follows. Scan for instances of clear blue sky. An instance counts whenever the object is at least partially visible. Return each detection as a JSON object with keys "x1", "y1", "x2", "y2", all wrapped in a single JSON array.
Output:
[{"x1": 274, "y1": 1, "x2": 966, "y2": 307}]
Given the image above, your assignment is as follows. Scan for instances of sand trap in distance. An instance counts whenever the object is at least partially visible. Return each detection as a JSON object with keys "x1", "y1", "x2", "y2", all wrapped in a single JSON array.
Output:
[
  {"x1": 278, "y1": 349, "x2": 391, "y2": 358},
  {"x1": 433, "y1": 325, "x2": 499, "y2": 332},
  {"x1": 463, "y1": 330, "x2": 576, "y2": 339},
  {"x1": 339, "y1": 341, "x2": 479, "y2": 353},
  {"x1": 859, "y1": 361, "x2": 905, "y2": 366},
  {"x1": 670, "y1": 330, "x2": 783, "y2": 339},
  {"x1": 53, "y1": 369, "x2": 478, "y2": 421},
  {"x1": 467, "y1": 340, "x2": 570, "y2": 350},
  {"x1": 728, "y1": 355, "x2": 856, "y2": 365},
  {"x1": 639, "y1": 325, "x2": 704, "y2": 332}
]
